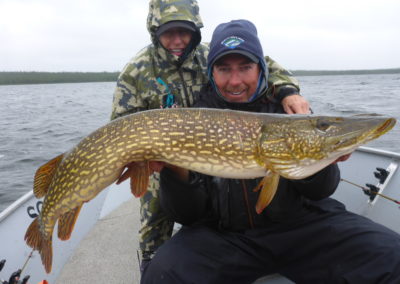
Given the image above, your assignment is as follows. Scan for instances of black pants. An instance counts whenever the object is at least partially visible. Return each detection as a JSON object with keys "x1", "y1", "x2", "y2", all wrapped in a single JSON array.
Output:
[{"x1": 141, "y1": 199, "x2": 400, "y2": 284}]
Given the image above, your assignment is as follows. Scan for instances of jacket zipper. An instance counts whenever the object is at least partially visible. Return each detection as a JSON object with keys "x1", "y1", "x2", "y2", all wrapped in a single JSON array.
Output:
[{"x1": 178, "y1": 68, "x2": 191, "y2": 107}]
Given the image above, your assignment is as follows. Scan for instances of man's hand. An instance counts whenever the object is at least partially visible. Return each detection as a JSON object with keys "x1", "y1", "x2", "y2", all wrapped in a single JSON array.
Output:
[
  {"x1": 282, "y1": 95, "x2": 310, "y2": 114},
  {"x1": 117, "y1": 161, "x2": 189, "y2": 184},
  {"x1": 148, "y1": 161, "x2": 166, "y2": 173},
  {"x1": 150, "y1": 161, "x2": 190, "y2": 182}
]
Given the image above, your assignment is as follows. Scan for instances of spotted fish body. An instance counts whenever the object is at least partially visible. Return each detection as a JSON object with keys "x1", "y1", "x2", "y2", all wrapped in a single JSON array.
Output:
[{"x1": 25, "y1": 108, "x2": 396, "y2": 273}]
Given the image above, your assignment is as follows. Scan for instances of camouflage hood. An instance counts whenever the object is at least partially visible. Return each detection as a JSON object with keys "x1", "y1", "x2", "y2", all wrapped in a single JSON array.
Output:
[{"x1": 146, "y1": 0, "x2": 203, "y2": 63}]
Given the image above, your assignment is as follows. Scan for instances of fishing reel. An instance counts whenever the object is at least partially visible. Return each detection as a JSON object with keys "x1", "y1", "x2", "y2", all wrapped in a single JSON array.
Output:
[
  {"x1": 342, "y1": 165, "x2": 399, "y2": 206},
  {"x1": 0, "y1": 259, "x2": 30, "y2": 284},
  {"x1": 363, "y1": 167, "x2": 390, "y2": 202}
]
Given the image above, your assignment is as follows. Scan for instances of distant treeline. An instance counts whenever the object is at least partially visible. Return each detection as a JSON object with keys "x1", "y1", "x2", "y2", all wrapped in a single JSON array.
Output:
[
  {"x1": 0, "y1": 72, "x2": 119, "y2": 85},
  {"x1": 291, "y1": 68, "x2": 400, "y2": 76},
  {"x1": 1, "y1": 68, "x2": 399, "y2": 85}
]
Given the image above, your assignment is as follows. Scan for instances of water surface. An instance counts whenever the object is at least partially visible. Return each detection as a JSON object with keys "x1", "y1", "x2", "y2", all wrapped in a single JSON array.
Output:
[{"x1": 0, "y1": 75, "x2": 399, "y2": 211}]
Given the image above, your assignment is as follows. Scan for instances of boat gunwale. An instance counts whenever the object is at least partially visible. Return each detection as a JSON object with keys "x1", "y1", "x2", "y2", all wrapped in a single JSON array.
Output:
[
  {"x1": 0, "y1": 190, "x2": 34, "y2": 222},
  {"x1": 357, "y1": 146, "x2": 400, "y2": 159},
  {"x1": 0, "y1": 146, "x2": 398, "y2": 223}
]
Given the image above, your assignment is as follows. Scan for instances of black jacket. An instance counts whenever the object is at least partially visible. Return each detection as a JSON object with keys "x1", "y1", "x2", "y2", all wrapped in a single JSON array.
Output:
[{"x1": 159, "y1": 85, "x2": 341, "y2": 231}]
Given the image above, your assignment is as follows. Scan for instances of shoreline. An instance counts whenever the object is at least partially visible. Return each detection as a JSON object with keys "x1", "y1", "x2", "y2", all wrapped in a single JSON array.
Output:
[{"x1": 0, "y1": 69, "x2": 399, "y2": 86}]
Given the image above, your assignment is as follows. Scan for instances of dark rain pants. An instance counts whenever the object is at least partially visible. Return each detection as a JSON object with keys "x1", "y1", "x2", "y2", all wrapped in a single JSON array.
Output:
[{"x1": 141, "y1": 199, "x2": 400, "y2": 284}]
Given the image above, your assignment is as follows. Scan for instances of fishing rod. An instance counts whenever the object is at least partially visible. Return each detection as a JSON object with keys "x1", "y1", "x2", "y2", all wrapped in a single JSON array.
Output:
[
  {"x1": 341, "y1": 178, "x2": 400, "y2": 206},
  {"x1": 19, "y1": 250, "x2": 34, "y2": 279},
  {"x1": 0, "y1": 249, "x2": 48, "y2": 284}
]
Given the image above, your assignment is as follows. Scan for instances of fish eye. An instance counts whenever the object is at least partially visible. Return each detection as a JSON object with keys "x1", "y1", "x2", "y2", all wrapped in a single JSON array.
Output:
[{"x1": 316, "y1": 119, "x2": 331, "y2": 132}]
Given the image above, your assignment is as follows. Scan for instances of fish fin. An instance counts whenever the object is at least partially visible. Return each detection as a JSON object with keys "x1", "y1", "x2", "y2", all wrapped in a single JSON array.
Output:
[
  {"x1": 116, "y1": 162, "x2": 151, "y2": 197},
  {"x1": 130, "y1": 161, "x2": 151, "y2": 197},
  {"x1": 33, "y1": 154, "x2": 64, "y2": 198},
  {"x1": 57, "y1": 204, "x2": 83, "y2": 240},
  {"x1": 24, "y1": 217, "x2": 53, "y2": 273},
  {"x1": 254, "y1": 171, "x2": 280, "y2": 214},
  {"x1": 25, "y1": 217, "x2": 42, "y2": 250}
]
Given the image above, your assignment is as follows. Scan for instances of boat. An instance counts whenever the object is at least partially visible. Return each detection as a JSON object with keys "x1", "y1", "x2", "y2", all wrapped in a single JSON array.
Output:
[{"x1": 1, "y1": 146, "x2": 399, "y2": 284}]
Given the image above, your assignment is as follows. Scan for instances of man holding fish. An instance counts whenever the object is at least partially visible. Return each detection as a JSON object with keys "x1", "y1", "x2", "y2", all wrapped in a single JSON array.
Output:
[
  {"x1": 23, "y1": 1, "x2": 399, "y2": 281},
  {"x1": 111, "y1": 0, "x2": 309, "y2": 271},
  {"x1": 140, "y1": 19, "x2": 400, "y2": 284}
]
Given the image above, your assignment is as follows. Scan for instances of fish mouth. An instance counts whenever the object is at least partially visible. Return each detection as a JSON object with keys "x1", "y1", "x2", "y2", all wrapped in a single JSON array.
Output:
[
  {"x1": 373, "y1": 117, "x2": 396, "y2": 138},
  {"x1": 328, "y1": 116, "x2": 396, "y2": 153},
  {"x1": 263, "y1": 115, "x2": 396, "y2": 180},
  {"x1": 277, "y1": 116, "x2": 396, "y2": 179}
]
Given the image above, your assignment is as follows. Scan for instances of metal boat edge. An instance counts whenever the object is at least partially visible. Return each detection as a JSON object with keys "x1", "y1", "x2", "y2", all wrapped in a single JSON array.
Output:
[{"x1": 1, "y1": 145, "x2": 399, "y2": 283}]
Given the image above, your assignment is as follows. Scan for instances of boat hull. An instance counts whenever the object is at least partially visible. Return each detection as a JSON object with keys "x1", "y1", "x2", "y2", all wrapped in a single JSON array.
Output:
[{"x1": 1, "y1": 147, "x2": 399, "y2": 283}]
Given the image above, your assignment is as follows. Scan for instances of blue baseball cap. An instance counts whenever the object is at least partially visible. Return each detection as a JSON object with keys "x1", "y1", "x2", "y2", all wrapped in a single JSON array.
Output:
[
  {"x1": 207, "y1": 19, "x2": 268, "y2": 103},
  {"x1": 208, "y1": 19, "x2": 265, "y2": 69}
]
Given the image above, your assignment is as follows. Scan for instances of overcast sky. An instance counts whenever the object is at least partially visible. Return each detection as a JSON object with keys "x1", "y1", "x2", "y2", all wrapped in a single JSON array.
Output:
[{"x1": 1, "y1": 0, "x2": 399, "y2": 72}]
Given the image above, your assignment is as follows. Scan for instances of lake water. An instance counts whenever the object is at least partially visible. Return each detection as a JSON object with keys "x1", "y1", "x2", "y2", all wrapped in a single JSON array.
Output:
[{"x1": 0, "y1": 74, "x2": 399, "y2": 212}]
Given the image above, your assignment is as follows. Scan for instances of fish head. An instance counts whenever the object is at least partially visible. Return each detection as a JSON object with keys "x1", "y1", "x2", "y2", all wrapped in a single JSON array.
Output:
[{"x1": 258, "y1": 114, "x2": 396, "y2": 179}]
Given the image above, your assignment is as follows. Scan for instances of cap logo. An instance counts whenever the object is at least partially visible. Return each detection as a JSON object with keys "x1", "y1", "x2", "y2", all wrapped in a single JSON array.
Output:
[{"x1": 221, "y1": 36, "x2": 244, "y2": 49}]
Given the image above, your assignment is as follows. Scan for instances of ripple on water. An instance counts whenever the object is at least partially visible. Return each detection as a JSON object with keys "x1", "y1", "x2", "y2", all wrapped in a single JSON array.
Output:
[{"x1": 0, "y1": 79, "x2": 399, "y2": 211}]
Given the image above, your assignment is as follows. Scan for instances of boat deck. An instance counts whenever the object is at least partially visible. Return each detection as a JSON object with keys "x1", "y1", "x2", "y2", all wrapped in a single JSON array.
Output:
[
  {"x1": 55, "y1": 197, "x2": 291, "y2": 284},
  {"x1": 56, "y1": 198, "x2": 141, "y2": 283},
  {"x1": 27, "y1": 147, "x2": 400, "y2": 283}
]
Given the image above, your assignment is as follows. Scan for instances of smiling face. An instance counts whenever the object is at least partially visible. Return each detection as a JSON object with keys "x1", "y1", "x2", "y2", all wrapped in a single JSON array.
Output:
[
  {"x1": 158, "y1": 27, "x2": 192, "y2": 56},
  {"x1": 212, "y1": 54, "x2": 260, "y2": 103}
]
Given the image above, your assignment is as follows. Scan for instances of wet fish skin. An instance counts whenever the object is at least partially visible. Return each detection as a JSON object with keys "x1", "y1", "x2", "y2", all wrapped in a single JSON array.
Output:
[{"x1": 24, "y1": 108, "x2": 396, "y2": 273}]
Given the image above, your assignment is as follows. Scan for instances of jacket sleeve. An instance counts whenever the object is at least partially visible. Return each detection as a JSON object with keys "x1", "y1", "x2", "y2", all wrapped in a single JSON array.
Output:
[
  {"x1": 290, "y1": 163, "x2": 341, "y2": 200},
  {"x1": 159, "y1": 168, "x2": 209, "y2": 225},
  {"x1": 110, "y1": 61, "x2": 147, "y2": 120},
  {"x1": 264, "y1": 56, "x2": 301, "y2": 103}
]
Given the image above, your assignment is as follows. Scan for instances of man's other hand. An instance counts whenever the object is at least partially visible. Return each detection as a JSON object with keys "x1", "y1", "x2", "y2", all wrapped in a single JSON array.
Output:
[{"x1": 282, "y1": 94, "x2": 310, "y2": 114}]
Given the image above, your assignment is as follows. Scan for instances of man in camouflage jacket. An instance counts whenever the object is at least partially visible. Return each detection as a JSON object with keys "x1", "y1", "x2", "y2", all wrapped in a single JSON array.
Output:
[{"x1": 110, "y1": 0, "x2": 308, "y2": 267}]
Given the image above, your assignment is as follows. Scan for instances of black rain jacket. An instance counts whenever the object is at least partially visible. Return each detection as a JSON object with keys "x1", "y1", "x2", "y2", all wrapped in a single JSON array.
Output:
[{"x1": 159, "y1": 85, "x2": 341, "y2": 231}]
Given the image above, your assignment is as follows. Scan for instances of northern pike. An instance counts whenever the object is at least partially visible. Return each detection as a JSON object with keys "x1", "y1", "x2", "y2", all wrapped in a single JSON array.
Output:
[{"x1": 24, "y1": 108, "x2": 396, "y2": 273}]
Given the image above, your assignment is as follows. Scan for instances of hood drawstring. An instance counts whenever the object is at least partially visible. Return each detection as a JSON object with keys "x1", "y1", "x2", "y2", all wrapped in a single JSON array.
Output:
[{"x1": 157, "y1": 77, "x2": 175, "y2": 108}]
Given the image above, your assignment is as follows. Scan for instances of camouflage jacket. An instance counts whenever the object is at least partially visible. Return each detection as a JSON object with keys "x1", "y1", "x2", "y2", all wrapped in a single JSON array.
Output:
[
  {"x1": 111, "y1": 0, "x2": 208, "y2": 120},
  {"x1": 111, "y1": 0, "x2": 301, "y2": 120}
]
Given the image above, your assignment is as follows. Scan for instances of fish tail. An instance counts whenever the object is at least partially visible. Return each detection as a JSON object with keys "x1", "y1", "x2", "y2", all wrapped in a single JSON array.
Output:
[
  {"x1": 41, "y1": 237, "x2": 53, "y2": 273},
  {"x1": 24, "y1": 217, "x2": 53, "y2": 273}
]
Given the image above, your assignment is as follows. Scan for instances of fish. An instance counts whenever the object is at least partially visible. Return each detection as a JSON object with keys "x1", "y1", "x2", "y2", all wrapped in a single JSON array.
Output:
[{"x1": 24, "y1": 108, "x2": 396, "y2": 273}]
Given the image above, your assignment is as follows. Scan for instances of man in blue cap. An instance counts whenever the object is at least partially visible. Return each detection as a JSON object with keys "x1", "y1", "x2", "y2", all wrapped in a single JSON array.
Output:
[
  {"x1": 140, "y1": 19, "x2": 400, "y2": 284},
  {"x1": 112, "y1": 2, "x2": 310, "y2": 273}
]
